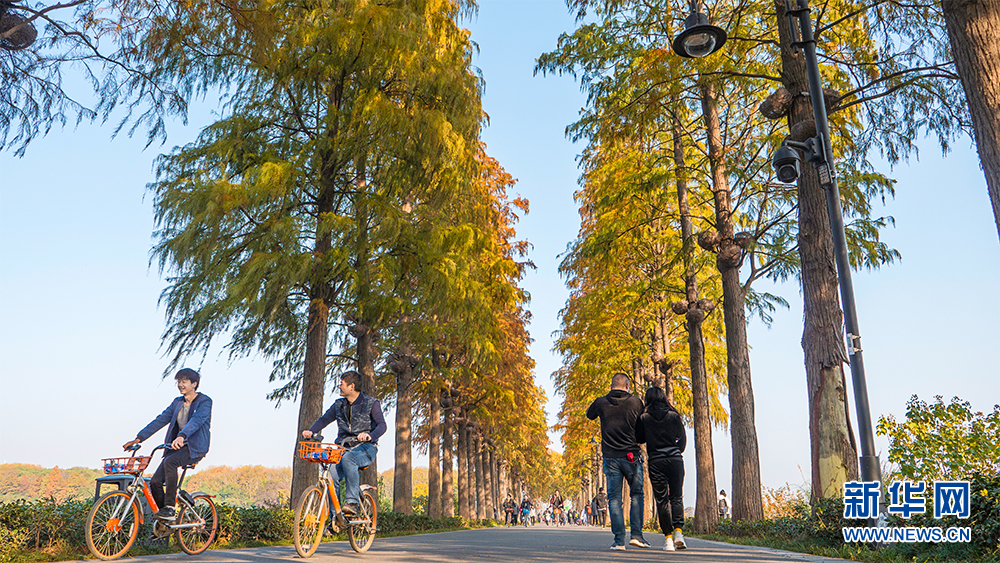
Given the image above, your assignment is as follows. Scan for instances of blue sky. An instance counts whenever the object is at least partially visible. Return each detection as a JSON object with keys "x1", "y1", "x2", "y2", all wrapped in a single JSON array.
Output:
[{"x1": 1, "y1": 0, "x2": 998, "y2": 510}]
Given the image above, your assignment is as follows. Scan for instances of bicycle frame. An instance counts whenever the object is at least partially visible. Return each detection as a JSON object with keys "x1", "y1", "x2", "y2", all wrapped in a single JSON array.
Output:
[
  {"x1": 313, "y1": 459, "x2": 375, "y2": 528},
  {"x1": 105, "y1": 466, "x2": 207, "y2": 530}
]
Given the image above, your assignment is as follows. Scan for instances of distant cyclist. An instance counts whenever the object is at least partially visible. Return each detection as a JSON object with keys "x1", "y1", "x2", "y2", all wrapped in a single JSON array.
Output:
[
  {"x1": 520, "y1": 496, "x2": 533, "y2": 526},
  {"x1": 503, "y1": 494, "x2": 517, "y2": 525},
  {"x1": 549, "y1": 490, "x2": 564, "y2": 526},
  {"x1": 123, "y1": 368, "x2": 212, "y2": 521},
  {"x1": 302, "y1": 371, "x2": 386, "y2": 516}
]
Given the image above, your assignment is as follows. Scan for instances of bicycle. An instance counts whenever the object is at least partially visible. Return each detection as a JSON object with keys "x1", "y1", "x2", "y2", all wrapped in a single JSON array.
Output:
[
  {"x1": 293, "y1": 435, "x2": 377, "y2": 556},
  {"x1": 85, "y1": 443, "x2": 218, "y2": 560}
]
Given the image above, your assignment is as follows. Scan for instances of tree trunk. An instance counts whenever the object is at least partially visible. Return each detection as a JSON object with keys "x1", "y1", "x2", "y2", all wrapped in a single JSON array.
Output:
[
  {"x1": 697, "y1": 83, "x2": 765, "y2": 523},
  {"x1": 642, "y1": 443, "x2": 653, "y2": 525},
  {"x1": 291, "y1": 296, "x2": 328, "y2": 508},
  {"x1": 456, "y1": 413, "x2": 470, "y2": 518},
  {"x1": 483, "y1": 441, "x2": 494, "y2": 520},
  {"x1": 352, "y1": 154, "x2": 380, "y2": 489},
  {"x1": 428, "y1": 391, "x2": 442, "y2": 518},
  {"x1": 775, "y1": 1, "x2": 860, "y2": 501},
  {"x1": 442, "y1": 407, "x2": 455, "y2": 517},
  {"x1": 474, "y1": 429, "x2": 486, "y2": 519},
  {"x1": 290, "y1": 175, "x2": 336, "y2": 507},
  {"x1": 466, "y1": 420, "x2": 477, "y2": 518},
  {"x1": 392, "y1": 353, "x2": 413, "y2": 514},
  {"x1": 353, "y1": 323, "x2": 379, "y2": 489},
  {"x1": 942, "y1": 0, "x2": 1000, "y2": 241}
]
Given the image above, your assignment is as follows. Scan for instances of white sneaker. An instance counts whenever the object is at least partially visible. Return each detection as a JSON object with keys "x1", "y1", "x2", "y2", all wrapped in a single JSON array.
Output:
[
  {"x1": 673, "y1": 529, "x2": 687, "y2": 549},
  {"x1": 609, "y1": 544, "x2": 626, "y2": 551},
  {"x1": 663, "y1": 537, "x2": 676, "y2": 551},
  {"x1": 629, "y1": 538, "x2": 650, "y2": 548}
]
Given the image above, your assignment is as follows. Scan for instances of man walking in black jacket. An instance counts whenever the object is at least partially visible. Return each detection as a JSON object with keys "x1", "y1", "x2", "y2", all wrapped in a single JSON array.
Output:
[{"x1": 586, "y1": 373, "x2": 650, "y2": 550}]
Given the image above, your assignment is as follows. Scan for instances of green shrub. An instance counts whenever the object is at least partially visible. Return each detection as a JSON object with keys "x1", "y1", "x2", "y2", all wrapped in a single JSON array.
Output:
[
  {"x1": 0, "y1": 497, "x2": 90, "y2": 550},
  {"x1": 0, "y1": 525, "x2": 28, "y2": 563},
  {"x1": 215, "y1": 504, "x2": 293, "y2": 544},
  {"x1": 0, "y1": 497, "x2": 492, "y2": 559}
]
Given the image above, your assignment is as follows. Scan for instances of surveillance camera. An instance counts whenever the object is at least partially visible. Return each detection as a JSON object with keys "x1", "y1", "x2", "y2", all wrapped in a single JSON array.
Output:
[{"x1": 772, "y1": 145, "x2": 801, "y2": 184}]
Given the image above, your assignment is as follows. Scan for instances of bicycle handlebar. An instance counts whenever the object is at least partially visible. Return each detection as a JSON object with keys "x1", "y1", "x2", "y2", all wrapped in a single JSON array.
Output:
[{"x1": 303, "y1": 435, "x2": 363, "y2": 449}]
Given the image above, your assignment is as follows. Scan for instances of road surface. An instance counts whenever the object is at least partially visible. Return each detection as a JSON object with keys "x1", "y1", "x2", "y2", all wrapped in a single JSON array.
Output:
[{"x1": 67, "y1": 525, "x2": 850, "y2": 562}]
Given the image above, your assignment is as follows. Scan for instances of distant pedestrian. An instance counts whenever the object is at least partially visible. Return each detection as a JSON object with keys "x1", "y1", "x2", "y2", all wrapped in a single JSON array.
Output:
[
  {"x1": 718, "y1": 490, "x2": 729, "y2": 520},
  {"x1": 586, "y1": 372, "x2": 649, "y2": 550},
  {"x1": 637, "y1": 386, "x2": 687, "y2": 551},
  {"x1": 594, "y1": 488, "x2": 608, "y2": 526}
]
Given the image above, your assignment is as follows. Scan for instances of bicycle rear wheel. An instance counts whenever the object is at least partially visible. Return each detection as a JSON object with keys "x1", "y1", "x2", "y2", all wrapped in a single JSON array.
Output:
[
  {"x1": 176, "y1": 494, "x2": 218, "y2": 555},
  {"x1": 294, "y1": 485, "x2": 328, "y2": 557},
  {"x1": 86, "y1": 490, "x2": 139, "y2": 560},
  {"x1": 347, "y1": 489, "x2": 377, "y2": 553}
]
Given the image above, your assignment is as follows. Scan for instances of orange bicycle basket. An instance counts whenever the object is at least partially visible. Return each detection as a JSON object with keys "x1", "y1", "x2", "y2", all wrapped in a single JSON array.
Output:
[
  {"x1": 298, "y1": 441, "x2": 344, "y2": 464},
  {"x1": 102, "y1": 456, "x2": 152, "y2": 474}
]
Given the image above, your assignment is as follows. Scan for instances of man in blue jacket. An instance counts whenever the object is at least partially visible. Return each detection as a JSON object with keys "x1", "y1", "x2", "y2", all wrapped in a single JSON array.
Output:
[
  {"x1": 123, "y1": 368, "x2": 211, "y2": 520},
  {"x1": 302, "y1": 370, "x2": 386, "y2": 516}
]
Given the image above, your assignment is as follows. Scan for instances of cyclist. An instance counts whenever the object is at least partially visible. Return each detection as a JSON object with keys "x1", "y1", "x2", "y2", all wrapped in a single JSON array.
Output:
[
  {"x1": 520, "y1": 496, "x2": 532, "y2": 526},
  {"x1": 301, "y1": 370, "x2": 386, "y2": 516},
  {"x1": 549, "y1": 490, "x2": 564, "y2": 526},
  {"x1": 503, "y1": 494, "x2": 517, "y2": 525},
  {"x1": 123, "y1": 368, "x2": 212, "y2": 521}
]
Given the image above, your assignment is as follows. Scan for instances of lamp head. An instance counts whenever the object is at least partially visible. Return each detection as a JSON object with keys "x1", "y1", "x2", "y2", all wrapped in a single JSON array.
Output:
[{"x1": 672, "y1": 11, "x2": 727, "y2": 58}]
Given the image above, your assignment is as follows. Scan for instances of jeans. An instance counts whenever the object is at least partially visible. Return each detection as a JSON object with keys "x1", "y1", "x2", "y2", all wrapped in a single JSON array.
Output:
[
  {"x1": 604, "y1": 456, "x2": 646, "y2": 546},
  {"x1": 648, "y1": 456, "x2": 684, "y2": 532},
  {"x1": 332, "y1": 442, "x2": 376, "y2": 504}
]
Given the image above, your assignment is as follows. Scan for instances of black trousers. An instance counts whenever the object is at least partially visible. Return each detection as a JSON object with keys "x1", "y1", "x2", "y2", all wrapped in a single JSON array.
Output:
[
  {"x1": 648, "y1": 456, "x2": 684, "y2": 532},
  {"x1": 150, "y1": 445, "x2": 195, "y2": 509}
]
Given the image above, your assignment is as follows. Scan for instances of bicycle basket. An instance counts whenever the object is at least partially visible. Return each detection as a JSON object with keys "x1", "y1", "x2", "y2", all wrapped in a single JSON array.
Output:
[
  {"x1": 102, "y1": 456, "x2": 152, "y2": 474},
  {"x1": 298, "y1": 441, "x2": 344, "y2": 464}
]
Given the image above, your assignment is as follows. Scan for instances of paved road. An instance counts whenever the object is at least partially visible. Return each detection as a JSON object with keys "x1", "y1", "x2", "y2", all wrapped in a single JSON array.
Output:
[{"x1": 69, "y1": 525, "x2": 850, "y2": 562}]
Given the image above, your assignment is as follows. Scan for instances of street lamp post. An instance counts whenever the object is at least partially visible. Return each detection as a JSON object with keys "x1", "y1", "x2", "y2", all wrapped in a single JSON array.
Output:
[
  {"x1": 777, "y1": 0, "x2": 882, "y2": 490},
  {"x1": 671, "y1": 0, "x2": 883, "y2": 499}
]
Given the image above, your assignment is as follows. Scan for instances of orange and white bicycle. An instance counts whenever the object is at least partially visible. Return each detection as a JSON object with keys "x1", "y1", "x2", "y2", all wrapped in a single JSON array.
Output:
[
  {"x1": 293, "y1": 436, "x2": 377, "y2": 556},
  {"x1": 85, "y1": 443, "x2": 218, "y2": 560}
]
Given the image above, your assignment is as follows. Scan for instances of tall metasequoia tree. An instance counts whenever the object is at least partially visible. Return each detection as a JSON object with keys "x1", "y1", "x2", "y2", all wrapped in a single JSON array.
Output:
[
  {"x1": 442, "y1": 397, "x2": 455, "y2": 516},
  {"x1": 427, "y1": 388, "x2": 443, "y2": 518},
  {"x1": 457, "y1": 411, "x2": 471, "y2": 518},
  {"x1": 391, "y1": 350, "x2": 417, "y2": 513},
  {"x1": 940, "y1": 0, "x2": 1000, "y2": 240},
  {"x1": 696, "y1": 82, "x2": 764, "y2": 524},
  {"x1": 773, "y1": 0, "x2": 860, "y2": 501},
  {"x1": 670, "y1": 110, "x2": 721, "y2": 531}
]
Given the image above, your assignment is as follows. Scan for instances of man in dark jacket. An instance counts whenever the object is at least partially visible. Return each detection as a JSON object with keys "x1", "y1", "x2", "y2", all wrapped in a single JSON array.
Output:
[
  {"x1": 124, "y1": 368, "x2": 211, "y2": 520},
  {"x1": 637, "y1": 386, "x2": 687, "y2": 550},
  {"x1": 586, "y1": 372, "x2": 650, "y2": 550},
  {"x1": 302, "y1": 371, "x2": 386, "y2": 516}
]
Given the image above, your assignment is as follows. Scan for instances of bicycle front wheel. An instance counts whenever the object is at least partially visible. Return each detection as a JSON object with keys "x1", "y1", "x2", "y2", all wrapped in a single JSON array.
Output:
[
  {"x1": 347, "y1": 489, "x2": 377, "y2": 553},
  {"x1": 86, "y1": 490, "x2": 139, "y2": 560},
  {"x1": 294, "y1": 485, "x2": 328, "y2": 557},
  {"x1": 176, "y1": 494, "x2": 218, "y2": 555}
]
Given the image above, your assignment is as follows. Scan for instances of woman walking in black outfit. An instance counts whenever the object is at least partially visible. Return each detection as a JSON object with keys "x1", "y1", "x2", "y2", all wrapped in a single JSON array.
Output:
[{"x1": 637, "y1": 386, "x2": 687, "y2": 551}]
